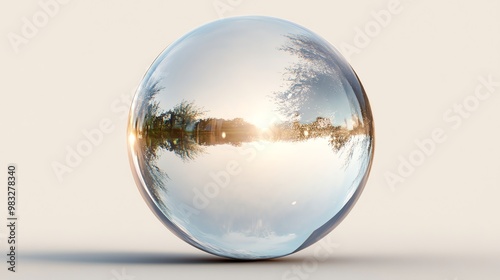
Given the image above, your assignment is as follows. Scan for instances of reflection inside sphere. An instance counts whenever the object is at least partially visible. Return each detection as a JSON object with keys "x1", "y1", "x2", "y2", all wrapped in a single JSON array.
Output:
[{"x1": 128, "y1": 16, "x2": 374, "y2": 259}]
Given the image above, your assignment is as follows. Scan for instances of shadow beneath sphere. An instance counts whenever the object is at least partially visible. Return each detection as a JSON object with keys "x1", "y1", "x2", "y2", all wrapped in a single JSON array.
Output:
[
  {"x1": 23, "y1": 250, "x2": 480, "y2": 267},
  {"x1": 22, "y1": 251, "x2": 308, "y2": 265}
]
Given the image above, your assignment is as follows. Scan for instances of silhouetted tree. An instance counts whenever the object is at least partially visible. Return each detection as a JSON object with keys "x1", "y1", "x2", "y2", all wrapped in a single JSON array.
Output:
[
  {"x1": 172, "y1": 100, "x2": 206, "y2": 131},
  {"x1": 273, "y1": 34, "x2": 345, "y2": 122},
  {"x1": 140, "y1": 80, "x2": 165, "y2": 135}
]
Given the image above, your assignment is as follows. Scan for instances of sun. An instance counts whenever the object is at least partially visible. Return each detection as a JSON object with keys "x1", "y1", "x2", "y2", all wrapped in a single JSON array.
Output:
[
  {"x1": 255, "y1": 121, "x2": 271, "y2": 131},
  {"x1": 249, "y1": 114, "x2": 273, "y2": 131}
]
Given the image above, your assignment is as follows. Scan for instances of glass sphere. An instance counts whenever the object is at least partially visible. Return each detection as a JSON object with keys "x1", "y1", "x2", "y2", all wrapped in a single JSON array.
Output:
[{"x1": 128, "y1": 16, "x2": 374, "y2": 260}]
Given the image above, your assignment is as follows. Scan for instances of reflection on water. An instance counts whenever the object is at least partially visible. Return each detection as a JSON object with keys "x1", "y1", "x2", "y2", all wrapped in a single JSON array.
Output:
[{"x1": 128, "y1": 16, "x2": 374, "y2": 259}]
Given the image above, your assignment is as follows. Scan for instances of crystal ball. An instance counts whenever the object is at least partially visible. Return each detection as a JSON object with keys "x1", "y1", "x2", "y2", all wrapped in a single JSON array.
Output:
[{"x1": 127, "y1": 16, "x2": 374, "y2": 260}]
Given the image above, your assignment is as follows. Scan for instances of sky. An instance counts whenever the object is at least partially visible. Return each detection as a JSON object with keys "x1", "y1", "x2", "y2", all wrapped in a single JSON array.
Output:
[{"x1": 138, "y1": 16, "x2": 360, "y2": 128}]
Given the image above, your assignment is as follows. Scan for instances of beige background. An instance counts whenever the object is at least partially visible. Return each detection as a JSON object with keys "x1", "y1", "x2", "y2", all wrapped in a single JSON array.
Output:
[{"x1": 1, "y1": 0, "x2": 499, "y2": 279}]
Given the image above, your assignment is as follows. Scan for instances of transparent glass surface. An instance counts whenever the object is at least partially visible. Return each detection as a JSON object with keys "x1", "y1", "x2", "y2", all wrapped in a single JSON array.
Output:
[{"x1": 128, "y1": 16, "x2": 374, "y2": 260}]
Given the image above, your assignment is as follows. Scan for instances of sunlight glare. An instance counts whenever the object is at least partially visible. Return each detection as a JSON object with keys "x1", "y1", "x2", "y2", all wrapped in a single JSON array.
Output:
[{"x1": 128, "y1": 133, "x2": 136, "y2": 147}]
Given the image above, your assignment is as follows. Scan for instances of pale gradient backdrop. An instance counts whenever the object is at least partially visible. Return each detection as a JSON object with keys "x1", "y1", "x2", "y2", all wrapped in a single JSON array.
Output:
[{"x1": 0, "y1": 0, "x2": 499, "y2": 279}]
